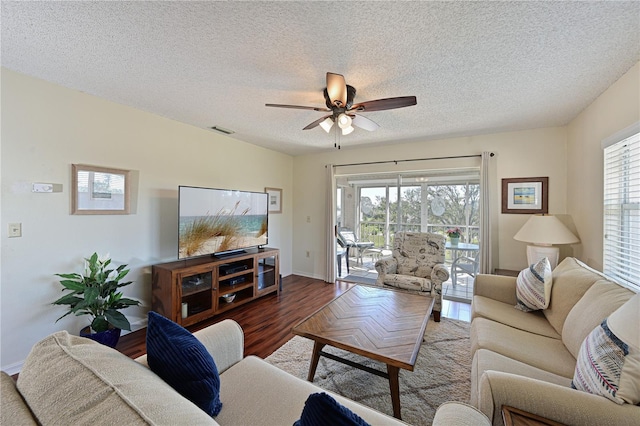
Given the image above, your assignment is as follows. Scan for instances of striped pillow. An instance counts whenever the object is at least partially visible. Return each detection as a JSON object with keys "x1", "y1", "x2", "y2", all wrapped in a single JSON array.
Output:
[
  {"x1": 515, "y1": 257, "x2": 552, "y2": 312},
  {"x1": 572, "y1": 294, "x2": 640, "y2": 404}
]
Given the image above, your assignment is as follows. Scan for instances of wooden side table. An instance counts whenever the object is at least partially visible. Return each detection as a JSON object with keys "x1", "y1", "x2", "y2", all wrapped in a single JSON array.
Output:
[{"x1": 502, "y1": 405, "x2": 565, "y2": 426}]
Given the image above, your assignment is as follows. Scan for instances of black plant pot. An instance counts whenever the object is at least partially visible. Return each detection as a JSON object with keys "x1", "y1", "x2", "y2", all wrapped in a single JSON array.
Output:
[{"x1": 80, "y1": 326, "x2": 122, "y2": 348}]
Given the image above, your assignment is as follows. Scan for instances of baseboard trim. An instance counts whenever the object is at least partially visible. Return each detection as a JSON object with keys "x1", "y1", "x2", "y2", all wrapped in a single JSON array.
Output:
[{"x1": 2, "y1": 360, "x2": 23, "y2": 376}]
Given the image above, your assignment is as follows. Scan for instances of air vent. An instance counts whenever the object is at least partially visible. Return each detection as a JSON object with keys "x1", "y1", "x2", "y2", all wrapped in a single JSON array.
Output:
[{"x1": 209, "y1": 126, "x2": 235, "y2": 135}]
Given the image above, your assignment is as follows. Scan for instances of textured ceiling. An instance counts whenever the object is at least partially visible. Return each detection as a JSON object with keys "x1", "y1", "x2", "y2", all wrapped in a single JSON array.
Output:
[{"x1": 2, "y1": 1, "x2": 639, "y2": 156}]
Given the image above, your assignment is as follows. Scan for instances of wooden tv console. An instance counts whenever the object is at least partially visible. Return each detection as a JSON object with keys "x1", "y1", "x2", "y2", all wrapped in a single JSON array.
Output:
[{"x1": 151, "y1": 247, "x2": 279, "y2": 327}]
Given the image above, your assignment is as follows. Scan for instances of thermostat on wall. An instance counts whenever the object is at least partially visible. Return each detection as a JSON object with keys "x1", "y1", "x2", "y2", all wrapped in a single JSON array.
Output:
[{"x1": 32, "y1": 183, "x2": 62, "y2": 193}]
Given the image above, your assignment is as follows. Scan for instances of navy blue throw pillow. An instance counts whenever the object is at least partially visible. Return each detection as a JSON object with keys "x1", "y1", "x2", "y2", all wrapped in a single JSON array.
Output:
[
  {"x1": 146, "y1": 311, "x2": 222, "y2": 416},
  {"x1": 294, "y1": 392, "x2": 371, "y2": 426}
]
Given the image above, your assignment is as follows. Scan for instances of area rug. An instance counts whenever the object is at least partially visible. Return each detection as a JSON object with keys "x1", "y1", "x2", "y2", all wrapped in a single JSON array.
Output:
[
  {"x1": 341, "y1": 274, "x2": 378, "y2": 285},
  {"x1": 265, "y1": 317, "x2": 471, "y2": 425}
]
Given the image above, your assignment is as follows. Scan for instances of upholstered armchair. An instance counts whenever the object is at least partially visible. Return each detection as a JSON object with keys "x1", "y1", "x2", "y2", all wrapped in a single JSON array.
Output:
[{"x1": 375, "y1": 232, "x2": 449, "y2": 321}]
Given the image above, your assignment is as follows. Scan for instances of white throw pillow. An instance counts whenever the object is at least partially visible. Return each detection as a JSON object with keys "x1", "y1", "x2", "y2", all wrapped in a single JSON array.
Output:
[
  {"x1": 515, "y1": 257, "x2": 552, "y2": 312},
  {"x1": 571, "y1": 293, "x2": 640, "y2": 404}
]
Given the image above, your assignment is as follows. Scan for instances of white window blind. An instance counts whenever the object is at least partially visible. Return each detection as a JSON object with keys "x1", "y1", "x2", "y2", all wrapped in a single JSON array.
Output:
[{"x1": 603, "y1": 130, "x2": 640, "y2": 290}]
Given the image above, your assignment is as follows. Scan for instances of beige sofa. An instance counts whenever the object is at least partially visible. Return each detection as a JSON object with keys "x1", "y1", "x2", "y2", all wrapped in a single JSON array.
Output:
[
  {"x1": 470, "y1": 257, "x2": 639, "y2": 425},
  {"x1": 1, "y1": 318, "x2": 490, "y2": 425}
]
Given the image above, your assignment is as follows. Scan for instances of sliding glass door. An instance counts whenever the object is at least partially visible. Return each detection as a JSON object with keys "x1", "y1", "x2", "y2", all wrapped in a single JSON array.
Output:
[
  {"x1": 354, "y1": 175, "x2": 480, "y2": 246},
  {"x1": 336, "y1": 169, "x2": 480, "y2": 302}
]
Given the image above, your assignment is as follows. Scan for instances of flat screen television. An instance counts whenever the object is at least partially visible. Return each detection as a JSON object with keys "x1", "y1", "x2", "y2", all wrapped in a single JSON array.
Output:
[{"x1": 178, "y1": 186, "x2": 268, "y2": 259}]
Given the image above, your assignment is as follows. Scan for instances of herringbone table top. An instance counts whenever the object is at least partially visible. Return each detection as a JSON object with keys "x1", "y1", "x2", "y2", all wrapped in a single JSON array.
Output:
[{"x1": 292, "y1": 284, "x2": 434, "y2": 370}]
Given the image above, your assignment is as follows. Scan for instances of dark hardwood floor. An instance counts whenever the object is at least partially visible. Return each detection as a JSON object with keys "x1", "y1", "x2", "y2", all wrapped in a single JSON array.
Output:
[
  {"x1": 116, "y1": 275, "x2": 353, "y2": 359},
  {"x1": 12, "y1": 276, "x2": 465, "y2": 381}
]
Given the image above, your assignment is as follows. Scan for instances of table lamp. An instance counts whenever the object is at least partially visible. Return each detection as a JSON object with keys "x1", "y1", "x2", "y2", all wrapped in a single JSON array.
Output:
[{"x1": 513, "y1": 214, "x2": 579, "y2": 269}]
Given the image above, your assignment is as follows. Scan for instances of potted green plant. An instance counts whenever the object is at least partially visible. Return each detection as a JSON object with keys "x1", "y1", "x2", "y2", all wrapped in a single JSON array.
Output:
[
  {"x1": 53, "y1": 252, "x2": 140, "y2": 347},
  {"x1": 446, "y1": 227, "x2": 462, "y2": 246}
]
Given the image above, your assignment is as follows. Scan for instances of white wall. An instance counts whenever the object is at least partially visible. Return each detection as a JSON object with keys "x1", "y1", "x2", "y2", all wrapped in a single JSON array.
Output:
[
  {"x1": 292, "y1": 127, "x2": 569, "y2": 278},
  {"x1": 566, "y1": 62, "x2": 640, "y2": 270},
  {"x1": 0, "y1": 69, "x2": 293, "y2": 372},
  {"x1": 3, "y1": 61, "x2": 636, "y2": 372}
]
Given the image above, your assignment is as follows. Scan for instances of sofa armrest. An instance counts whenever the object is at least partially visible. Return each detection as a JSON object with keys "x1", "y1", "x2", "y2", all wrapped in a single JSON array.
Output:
[
  {"x1": 478, "y1": 371, "x2": 640, "y2": 426},
  {"x1": 135, "y1": 319, "x2": 244, "y2": 374},
  {"x1": 1, "y1": 372, "x2": 37, "y2": 425},
  {"x1": 375, "y1": 257, "x2": 397, "y2": 285},
  {"x1": 431, "y1": 263, "x2": 450, "y2": 284},
  {"x1": 473, "y1": 274, "x2": 518, "y2": 305},
  {"x1": 433, "y1": 401, "x2": 491, "y2": 426},
  {"x1": 192, "y1": 319, "x2": 244, "y2": 373}
]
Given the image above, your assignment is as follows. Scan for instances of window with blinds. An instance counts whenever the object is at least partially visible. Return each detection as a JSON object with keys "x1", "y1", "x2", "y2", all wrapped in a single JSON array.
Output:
[{"x1": 603, "y1": 129, "x2": 640, "y2": 290}]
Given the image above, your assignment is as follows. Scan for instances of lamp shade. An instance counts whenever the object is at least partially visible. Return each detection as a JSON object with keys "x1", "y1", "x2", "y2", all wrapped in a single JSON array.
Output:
[
  {"x1": 341, "y1": 125, "x2": 354, "y2": 135},
  {"x1": 319, "y1": 117, "x2": 334, "y2": 133},
  {"x1": 513, "y1": 215, "x2": 579, "y2": 245},
  {"x1": 337, "y1": 113, "x2": 352, "y2": 129}
]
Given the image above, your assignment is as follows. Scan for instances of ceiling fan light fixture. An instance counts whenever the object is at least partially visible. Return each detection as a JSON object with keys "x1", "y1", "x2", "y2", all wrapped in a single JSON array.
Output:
[
  {"x1": 337, "y1": 113, "x2": 352, "y2": 129},
  {"x1": 341, "y1": 125, "x2": 354, "y2": 135},
  {"x1": 319, "y1": 117, "x2": 334, "y2": 133}
]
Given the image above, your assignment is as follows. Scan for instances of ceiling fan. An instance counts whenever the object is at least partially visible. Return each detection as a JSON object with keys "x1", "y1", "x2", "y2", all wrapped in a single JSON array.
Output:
[{"x1": 266, "y1": 72, "x2": 417, "y2": 137}]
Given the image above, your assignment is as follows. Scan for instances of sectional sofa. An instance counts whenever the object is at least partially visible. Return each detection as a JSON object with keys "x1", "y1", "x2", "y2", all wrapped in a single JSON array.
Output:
[
  {"x1": 471, "y1": 257, "x2": 639, "y2": 425},
  {"x1": 2, "y1": 317, "x2": 491, "y2": 425}
]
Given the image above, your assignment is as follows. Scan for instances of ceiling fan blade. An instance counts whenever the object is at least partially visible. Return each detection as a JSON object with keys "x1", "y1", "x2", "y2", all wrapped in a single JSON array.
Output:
[
  {"x1": 265, "y1": 103, "x2": 329, "y2": 112},
  {"x1": 303, "y1": 114, "x2": 333, "y2": 130},
  {"x1": 326, "y1": 72, "x2": 347, "y2": 107},
  {"x1": 351, "y1": 114, "x2": 379, "y2": 131},
  {"x1": 350, "y1": 96, "x2": 417, "y2": 112}
]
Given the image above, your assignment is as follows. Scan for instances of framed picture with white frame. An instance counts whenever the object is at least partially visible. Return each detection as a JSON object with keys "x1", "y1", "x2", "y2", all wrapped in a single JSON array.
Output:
[
  {"x1": 265, "y1": 187, "x2": 282, "y2": 214},
  {"x1": 72, "y1": 164, "x2": 131, "y2": 215}
]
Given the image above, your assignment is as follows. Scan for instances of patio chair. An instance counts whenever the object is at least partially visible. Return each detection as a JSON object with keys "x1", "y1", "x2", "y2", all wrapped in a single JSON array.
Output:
[
  {"x1": 336, "y1": 237, "x2": 350, "y2": 276},
  {"x1": 338, "y1": 229, "x2": 374, "y2": 266},
  {"x1": 450, "y1": 253, "x2": 479, "y2": 287},
  {"x1": 375, "y1": 231, "x2": 449, "y2": 321}
]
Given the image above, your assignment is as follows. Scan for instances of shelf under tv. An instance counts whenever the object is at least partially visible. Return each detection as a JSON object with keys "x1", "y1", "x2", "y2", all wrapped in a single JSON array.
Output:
[{"x1": 151, "y1": 247, "x2": 280, "y2": 327}]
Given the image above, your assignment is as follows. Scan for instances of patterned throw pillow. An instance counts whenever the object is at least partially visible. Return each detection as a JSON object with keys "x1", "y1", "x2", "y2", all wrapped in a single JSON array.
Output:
[
  {"x1": 294, "y1": 393, "x2": 371, "y2": 426},
  {"x1": 146, "y1": 311, "x2": 223, "y2": 416},
  {"x1": 571, "y1": 293, "x2": 640, "y2": 404},
  {"x1": 515, "y1": 257, "x2": 552, "y2": 311}
]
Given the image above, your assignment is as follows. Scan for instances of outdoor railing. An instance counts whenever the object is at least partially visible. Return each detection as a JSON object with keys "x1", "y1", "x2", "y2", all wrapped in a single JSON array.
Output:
[{"x1": 359, "y1": 222, "x2": 480, "y2": 249}]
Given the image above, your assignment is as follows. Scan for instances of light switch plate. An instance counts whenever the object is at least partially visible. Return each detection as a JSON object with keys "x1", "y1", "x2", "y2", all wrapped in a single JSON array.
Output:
[{"x1": 8, "y1": 223, "x2": 22, "y2": 238}]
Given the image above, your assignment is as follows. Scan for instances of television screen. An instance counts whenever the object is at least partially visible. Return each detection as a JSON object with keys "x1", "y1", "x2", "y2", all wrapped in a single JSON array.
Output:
[{"x1": 178, "y1": 186, "x2": 268, "y2": 259}]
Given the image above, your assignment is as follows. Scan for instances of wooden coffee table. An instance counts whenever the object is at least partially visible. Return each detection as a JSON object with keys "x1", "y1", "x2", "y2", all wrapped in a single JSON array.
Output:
[{"x1": 292, "y1": 285, "x2": 434, "y2": 420}]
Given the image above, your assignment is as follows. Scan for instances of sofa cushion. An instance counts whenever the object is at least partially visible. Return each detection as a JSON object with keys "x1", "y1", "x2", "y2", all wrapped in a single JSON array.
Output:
[
  {"x1": 471, "y1": 296, "x2": 560, "y2": 338},
  {"x1": 146, "y1": 311, "x2": 223, "y2": 416},
  {"x1": 562, "y1": 280, "x2": 635, "y2": 358},
  {"x1": 471, "y1": 349, "x2": 572, "y2": 406},
  {"x1": 215, "y1": 355, "x2": 402, "y2": 425},
  {"x1": 294, "y1": 392, "x2": 370, "y2": 426},
  {"x1": 383, "y1": 273, "x2": 431, "y2": 292},
  {"x1": 471, "y1": 318, "x2": 576, "y2": 378},
  {"x1": 572, "y1": 294, "x2": 640, "y2": 405},
  {"x1": 1, "y1": 372, "x2": 37, "y2": 425},
  {"x1": 543, "y1": 257, "x2": 603, "y2": 335},
  {"x1": 16, "y1": 331, "x2": 217, "y2": 425},
  {"x1": 393, "y1": 232, "x2": 444, "y2": 277},
  {"x1": 515, "y1": 257, "x2": 552, "y2": 311}
]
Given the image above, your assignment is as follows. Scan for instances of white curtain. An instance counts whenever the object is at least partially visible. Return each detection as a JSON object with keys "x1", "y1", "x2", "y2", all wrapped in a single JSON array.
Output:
[
  {"x1": 325, "y1": 164, "x2": 337, "y2": 282},
  {"x1": 479, "y1": 152, "x2": 493, "y2": 274}
]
